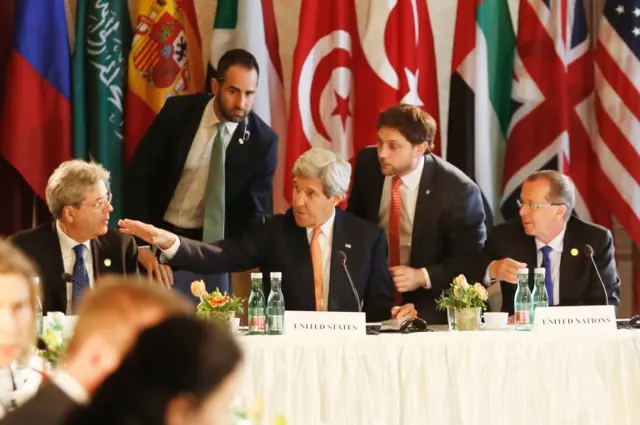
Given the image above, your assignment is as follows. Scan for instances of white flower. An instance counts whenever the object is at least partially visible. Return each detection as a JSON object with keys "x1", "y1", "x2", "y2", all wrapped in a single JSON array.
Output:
[
  {"x1": 474, "y1": 283, "x2": 489, "y2": 301},
  {"x1": 453, "y1": 274, "x2": 469, "y2": 288}
]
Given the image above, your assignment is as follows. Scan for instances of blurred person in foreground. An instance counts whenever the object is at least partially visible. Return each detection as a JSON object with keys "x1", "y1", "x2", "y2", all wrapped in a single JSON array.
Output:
[
  {"x1": 120, "y1": 148, "x2": 418, "y2": 322},
  {"x1": 10, "y1": 160, "x2": 140, "y2": 314},
  {"x1": 63, "y1": 317, "x2": 242, "y2": 425},
  {"x1": 0, "y1": 277, "x2": 192, "y2": 425},
  {"x1": 0, "y1": 239, "x2": 41, "y2": 418}
]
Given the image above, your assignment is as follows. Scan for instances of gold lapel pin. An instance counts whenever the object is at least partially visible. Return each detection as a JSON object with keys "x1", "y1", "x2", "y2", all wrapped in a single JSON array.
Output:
[
  {"x1": 104, "y1": 259, "x2": 112, "y2": 267},
  {"x1": 345, "y1": 243, "x2": 351, "y2": 249},
  {"x1": 570, "y1": 248, "x2": 578, "y2": 257},
  {"x1": 425, "y1": 189, "x2": 431, "y2": 195},
  {"x1": 238, "y1": 138, "x2": 244, "y2": 145}
]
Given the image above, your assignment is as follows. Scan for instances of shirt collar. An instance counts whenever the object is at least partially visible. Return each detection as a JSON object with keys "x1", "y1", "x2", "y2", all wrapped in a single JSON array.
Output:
[
  {"x1": 51, "y1": 370, "x2": 90, "y2": 405},
  {"x1": 56, "y1": 221, "x2": 91, "y2": 253},
  {"x1": 395, "y1": 156, "x2": 424, "y2": 191},
  {"x1": 203, "y1": 98, "x2": 240, "y2": 136},
  {"x1": 305, "y1": 209, "x2": 336, "y2": 243},
  {"x1": 535, "y1": 225, "x2": 566, "y2": 253}
]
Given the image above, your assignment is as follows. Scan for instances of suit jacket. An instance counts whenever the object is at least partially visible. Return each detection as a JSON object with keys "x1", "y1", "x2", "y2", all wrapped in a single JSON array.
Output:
[
  {"x1": 10, "y1": 222, "x2": 138, "y2": 314},
  {"x1": 170, "y1": 208, "x2": 395, "y2": 322},
  {"x1": 347, "y1": 147, "x2": 486, "y2": 324},
  {"x1": 124, "y1": 93, "x2": 278, "y2": 239},
  {"x1": 0, "y1": 384, "x2": 77, "y2": 425},
  {"x1": 478, "y1": 216, "x2": 621, "y2": 314}
]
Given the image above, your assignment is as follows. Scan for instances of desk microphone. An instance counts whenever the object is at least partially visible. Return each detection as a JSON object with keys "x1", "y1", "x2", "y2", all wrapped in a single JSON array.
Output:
[
  {"x1": 337, "y1": 250, "x2": 363, "y2": 312},
  {"x1": 584, "y1": 244, "x2": 609, "y2": 306},
  {"x1": 61, "y1": 273, "x2": 74, "y2": 315}
]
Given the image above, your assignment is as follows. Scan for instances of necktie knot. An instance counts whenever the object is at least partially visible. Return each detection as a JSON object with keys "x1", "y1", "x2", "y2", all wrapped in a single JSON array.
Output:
[
  {"x1": 73, "y1": 244, "x2": 86, "y2": 257},
  {"x1": 540, "y1": 245, "x2": 553, "y2": 256},
  {"x1": 311, "y1": 227, "x2": 323, "y2": 243},
  {"x1": 216, "y1": 122, "x2": 225, "y2": 135},
  {"x1": 392, "y1": 175, "x2": 403, "y2": 190}
]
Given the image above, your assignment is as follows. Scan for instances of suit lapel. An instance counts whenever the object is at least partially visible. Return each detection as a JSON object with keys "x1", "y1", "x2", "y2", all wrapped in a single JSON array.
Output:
[
  {"x1": 44, "y1": 223, "x2": 67, "y2": 309},
  {"x1": 369, "y1": 163, "x2": 385, "y2": 222},
  {"x1": 524, "y1": 237, "x2": 538, "y2": 289},
  {"x1": 172, "y1": 97, "x2": 212, "y2": 185},
  {"x1": 559, "y1": 220, "x2": 580, "y2": 303},
  {"x1": 411, "y1": 155, "x2": 436, "y2": 247},
  {"x1": 225, "y1": 118, "x2": 248, "y2": 203},
  {"x1": 91, "y1": 238, "x2": 103, "y2": 281},
  {"x1": 328, "y1": 210, "x2": 351, "y2": 312},
  {"x1": 283, "y1": 213, "x2": 316, "y2": 308}
]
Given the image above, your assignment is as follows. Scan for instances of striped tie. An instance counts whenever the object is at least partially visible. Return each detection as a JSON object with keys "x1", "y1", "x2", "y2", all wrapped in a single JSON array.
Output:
[{"x1": 388, "y1": 176, "x2": 403, "y2": 305}]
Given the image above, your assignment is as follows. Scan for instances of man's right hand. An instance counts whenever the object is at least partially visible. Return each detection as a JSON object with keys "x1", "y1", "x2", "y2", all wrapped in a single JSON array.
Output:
[
  {"x1": 138, "y1": 247, "x2": 174, "y2": 289},
  {"x1": 118, "y1": 219, "x2": 177, "y2": 250},
  {"x1": 489, "y1": 258, "x2": 527, "y2": 284}
]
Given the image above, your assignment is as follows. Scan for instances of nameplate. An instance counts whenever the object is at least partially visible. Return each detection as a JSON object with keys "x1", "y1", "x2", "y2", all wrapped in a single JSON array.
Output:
[
  {"x1": 284, "y1": 311, "x2": 366, "y2": 335},
  {"x1": 532, "y1": 306, "x2": 617, "y2": 332}
]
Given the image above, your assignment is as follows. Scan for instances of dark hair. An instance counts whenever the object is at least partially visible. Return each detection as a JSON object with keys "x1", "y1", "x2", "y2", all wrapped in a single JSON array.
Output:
[
  {"x1": 376, "y1": 104, "x2": 437, "y2": 153},
  {"x1": 65, "y1": 317, "x2": 242, "y2": 425},
  {"x1": 215, "y1": 48, "x2": 260, "y2": 80}
]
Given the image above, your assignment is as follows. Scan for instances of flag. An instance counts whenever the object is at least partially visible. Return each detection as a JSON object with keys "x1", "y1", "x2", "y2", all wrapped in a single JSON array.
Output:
[
  {"x1": 0, "y1": 0, "x2": 71, "y2": 200},
  {"x1": 123, "y1": 0, "x2": 205, "y2": 162},
  {"x1": 209, "y1": 0, "x2": 288, "y2": 213},
  {"x1": 594, "y1": 0, "x2": 640, "y2": 308},
  {"x1": 446, "y1": 0, "x2": 515, "y2": 227},
  {"x1": 73, "y1": 0, "x2": 131, "y2": 223},
  {"x1": 501, "y1": 0, "x2": 611, "y2": 229}
]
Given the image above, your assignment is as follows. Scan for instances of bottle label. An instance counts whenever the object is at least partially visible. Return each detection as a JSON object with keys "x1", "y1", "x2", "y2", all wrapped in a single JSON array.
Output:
[
  {"x1": 249, "y1": 315, "x2": 266, "y2": 331},
  {"x1": 268, "y1": 315, "x2": 284, "y2": 331},
  {"x1": 515, "y1": 311, "x2": 530, "y2": 325}
]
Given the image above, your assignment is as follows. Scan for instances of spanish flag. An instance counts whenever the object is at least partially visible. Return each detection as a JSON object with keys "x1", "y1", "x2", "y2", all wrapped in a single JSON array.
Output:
[{"x1": 123, "y1": 0, "x2": 204, "y2": 162}]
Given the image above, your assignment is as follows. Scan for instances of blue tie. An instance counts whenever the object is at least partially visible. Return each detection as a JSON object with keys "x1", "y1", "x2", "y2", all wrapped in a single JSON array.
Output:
[
  {"x1": 72, "y1": 244, "x2": 90, "y2": 304},
  {"x1": 540, "y1": 245, "x2": 554, "y2": 305}
]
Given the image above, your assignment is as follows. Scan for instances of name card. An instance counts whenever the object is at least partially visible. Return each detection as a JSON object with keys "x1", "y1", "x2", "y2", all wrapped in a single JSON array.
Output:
[
  {"x1": 284, "y1": 311, "x2": 366, "y2": 335},
  {"x1": 532, "y1": 306, "x2": 617, "y2": 332}
]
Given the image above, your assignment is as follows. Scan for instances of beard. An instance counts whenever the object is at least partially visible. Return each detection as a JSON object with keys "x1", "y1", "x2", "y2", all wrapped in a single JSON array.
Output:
[{"x1": 216, "y1": 97, "x2": 247, "y2": 123}]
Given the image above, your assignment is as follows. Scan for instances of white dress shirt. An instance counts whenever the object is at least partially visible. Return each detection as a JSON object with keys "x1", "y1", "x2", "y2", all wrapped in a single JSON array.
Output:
[
  {"x1": 56, "y1": 221, "x2": 94, "y2": 289},
  {"x1": 377, "y1": 159, "x2": 431, "y2": 288},
  {"x1": 535, "y1": 227, "x2": 565, "y2": 306},
  {"x1": 51, "y1": 370, "x2": 89, "y2": 405},
  {"x1": 305, "y1": 210, "x2": 336, "y2": 311},
  {"x1": 163, "y1": 98, "x2": 239, "y2": 229}
]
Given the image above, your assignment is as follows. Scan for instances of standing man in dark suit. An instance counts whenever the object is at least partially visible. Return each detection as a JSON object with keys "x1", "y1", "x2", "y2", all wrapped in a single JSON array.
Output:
[
  {"x1": 120, "y1": 148, "x2": 418, "y2": 323},
  {"x1": 10, "y1": 161, "x2": 138, "y2": 314},
  {"x1": 124, "y1": 48, "x2": 278, "y2": 295},
  {"x1": 347, "y1": 104, "x2": 486, "y2": 324},
  {"x1": 478, "y1": 171, "x2": 620, "y2": 315}
]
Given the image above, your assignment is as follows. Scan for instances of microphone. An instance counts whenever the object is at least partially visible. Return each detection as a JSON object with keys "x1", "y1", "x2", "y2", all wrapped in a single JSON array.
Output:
[
  {"x1": 584, "y1": 244, "x2": 609, "y2": 306},
  {"x1": 61, "y1": 273, "x2": 74, "y2": 315},
  {"x1": 337, "y1": 250, "x2": 363, "y2": 312}
]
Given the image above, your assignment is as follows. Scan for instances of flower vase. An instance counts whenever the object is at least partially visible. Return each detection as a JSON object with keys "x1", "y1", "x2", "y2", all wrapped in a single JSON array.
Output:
[{"x1": 447, "y1": 307, "x2": 481, "y2": 331}]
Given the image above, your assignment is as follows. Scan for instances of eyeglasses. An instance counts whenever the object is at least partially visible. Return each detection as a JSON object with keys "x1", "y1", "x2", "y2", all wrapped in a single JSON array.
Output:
[
  {"x1": 79, "y1": 193, "x2": 113, "y2": 210},
  {"x1": 516, "y1": 199, "x2": 563, "y2": 211}
]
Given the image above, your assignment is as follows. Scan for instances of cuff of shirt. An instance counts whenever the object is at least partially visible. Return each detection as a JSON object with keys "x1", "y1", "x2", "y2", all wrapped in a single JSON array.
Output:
[
  {"x1": 159, "y1": 237, "x2": 181, "y2": 262},
  {"x1": 421, "y1": 268, "x2": 431, "y2": 289},
  {"x1": 483, "y1": 262, "x2": 497, "y2": 286}
]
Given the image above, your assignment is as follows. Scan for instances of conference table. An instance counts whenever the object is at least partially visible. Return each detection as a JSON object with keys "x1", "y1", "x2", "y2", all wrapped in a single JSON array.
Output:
[{"x1": 235, "y1": 328, "x2": 640, "y2": 425}]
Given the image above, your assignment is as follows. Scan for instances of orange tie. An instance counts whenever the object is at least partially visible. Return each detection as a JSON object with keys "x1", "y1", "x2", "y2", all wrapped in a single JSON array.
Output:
[
  {"x1": 389, "y1": 176, "x2": 403, "y2": 305},
  {"x1": 310, "y1": 227, "x2": 324, "y2": 311}
]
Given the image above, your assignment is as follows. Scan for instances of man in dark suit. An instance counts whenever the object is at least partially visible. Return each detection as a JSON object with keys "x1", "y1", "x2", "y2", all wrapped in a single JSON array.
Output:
[
  {"x1": 124, "y1": 48, "x2": 278, "y2": 294},
  {"x1": 120, "y1": 148, "x2": 418, "y2": 323},
  {"x1": 477, "y1": 170, "x2": 620, "y2": 315},
  {"x1": 10, "y1": 160, "x2": 137, "y2": 314},
  {"x1": 0, "y1": 277, "x2": 193, "y2": 425},
  {"x1": 347, "y1": 104, "x2": 486, "y2": 324}
]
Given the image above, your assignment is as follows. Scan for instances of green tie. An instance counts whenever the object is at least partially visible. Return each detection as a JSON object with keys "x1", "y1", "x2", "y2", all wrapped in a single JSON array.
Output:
[{"x1": 203, "y1": 123, "x2": 226, "y2": 243}]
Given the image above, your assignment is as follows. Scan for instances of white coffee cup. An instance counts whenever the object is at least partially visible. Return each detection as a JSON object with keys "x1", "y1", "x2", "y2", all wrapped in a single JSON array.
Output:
[{"x1": 482, "y1": 312, "x2": 508, "y2": 329}]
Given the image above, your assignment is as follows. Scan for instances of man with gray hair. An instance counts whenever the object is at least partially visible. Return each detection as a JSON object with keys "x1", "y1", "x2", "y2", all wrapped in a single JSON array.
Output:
[
  {"x1": 10, "y1": 160, "x2": 139, "y2": 314},
  {"x1": 478, "y1": 170, "x2": 620, "y2": 314},
  {"x1": 119, "y1": 148, "x2": 418, "y2": 322}
]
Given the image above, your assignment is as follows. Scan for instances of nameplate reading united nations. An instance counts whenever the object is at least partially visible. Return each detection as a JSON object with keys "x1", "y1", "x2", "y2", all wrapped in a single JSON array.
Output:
[
  {"x1": 284, "y1": 311, "x2": 366, "y2": 335},
  {"x1": 532, "y1": 306, "x2": 617, "y2": 332}
]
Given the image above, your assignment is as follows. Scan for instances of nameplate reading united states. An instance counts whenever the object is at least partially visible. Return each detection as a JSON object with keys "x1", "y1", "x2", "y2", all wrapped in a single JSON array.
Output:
[
  {"x1": 284, "y1": 311, "x2": 366, "y2": 335},
  {"x1": 532, "y1": 306, "x2": 616, "y2": 332}
]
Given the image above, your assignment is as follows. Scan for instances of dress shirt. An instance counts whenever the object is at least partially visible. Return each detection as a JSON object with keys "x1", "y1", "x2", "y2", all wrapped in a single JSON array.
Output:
[
  {"x1": 163, "y1": 98, "x2": 239, "y2": 229},
  {"x1": 377, "y1": 159, "x2": 430, "y2": 288},
  {"x1": 56, "y1": 221, "x2": 94, "y2": 289}
]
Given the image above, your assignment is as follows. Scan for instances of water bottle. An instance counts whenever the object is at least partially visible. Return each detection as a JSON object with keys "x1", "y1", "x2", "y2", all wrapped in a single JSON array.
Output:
[
  {"x1": 531, "y1": 267, "x2": 549, "y2": 323},
  {"x1": 267, "y1": 272, "x2": 285, "y2": 335},
  {"x1": 248, "y1": 273, "x2": 266, "y2": 335},
  {"x1": 514, "y1": 268, "x2": 532, "y2": 331}
]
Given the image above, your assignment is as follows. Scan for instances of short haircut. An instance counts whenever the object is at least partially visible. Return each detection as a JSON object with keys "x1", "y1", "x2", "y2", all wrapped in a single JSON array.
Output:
[
  {"x1": 65, "y1": 276, "x2": 193, "y2": 357},
  {"x1": 377, "y1": 104, "x2": 437, "y2": 153},
  {"x1": 46, "y1": 160, "x2": 111, "y2": 219},
  {"x1": 292, "y1": 148, "x2": 351, "y2": 198},
  {"x1": 215, "y1": 48, "x2": 260, "y2": 80},
  {"x1": 525, "y1": 170, "x2": 576, "y2": 221}
]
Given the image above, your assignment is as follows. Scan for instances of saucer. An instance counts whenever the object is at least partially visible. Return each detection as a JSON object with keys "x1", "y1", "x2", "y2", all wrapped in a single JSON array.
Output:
[{"x1": 481, "y1": 324, "x2": 512, "y2": 331}]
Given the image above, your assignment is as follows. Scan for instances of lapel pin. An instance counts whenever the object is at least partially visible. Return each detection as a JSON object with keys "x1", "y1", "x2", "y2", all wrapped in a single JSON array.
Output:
[
  {"x1": 345, "y1": 244, "x2": 351, "y2": 249},
  {"x1": 104, "y1": 258, "x2": 112, "y2": 267},
  {"x1": 238, "y1": 138, "x2": 244, "y2": 145},
  {"x1": 570, "y1": 248, "x2": 578, "y2": 257},
  {"x1": 425, "y1": 189, "x2": 431, "y2": 195}
]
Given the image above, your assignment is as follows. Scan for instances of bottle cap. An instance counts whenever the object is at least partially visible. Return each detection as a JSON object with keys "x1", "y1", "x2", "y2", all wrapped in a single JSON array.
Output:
[
  {"x1": 270, "y1": 272, "x2": 282, "y2": 279},
  {"x1": 534, "y1": 267, "x2": 546, "y2": 275},
  {"x1": 517, "y1": 268, "x2": 529, "y2": 274},
  {"x1": 251, "y1": 272, "x2": 263, "y2": 279}
]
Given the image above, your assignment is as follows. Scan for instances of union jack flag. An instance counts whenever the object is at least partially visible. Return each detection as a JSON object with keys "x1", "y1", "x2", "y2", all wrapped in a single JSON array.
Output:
[{"x1": 501, "y1": 0, "x2": 612, "y2": 230}]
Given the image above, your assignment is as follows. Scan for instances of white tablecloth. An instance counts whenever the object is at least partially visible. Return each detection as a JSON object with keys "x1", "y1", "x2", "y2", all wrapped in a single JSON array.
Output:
[{"x1": 237, "y1": 330, "x2": 640, "y2": 425}]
